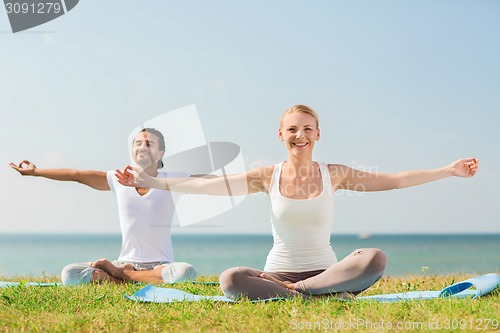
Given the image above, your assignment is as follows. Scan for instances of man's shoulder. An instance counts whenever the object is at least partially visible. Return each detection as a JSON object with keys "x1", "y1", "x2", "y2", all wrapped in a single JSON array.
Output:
[{"x1": 105, "y1": 170, "x2": 116, "y2": 185}]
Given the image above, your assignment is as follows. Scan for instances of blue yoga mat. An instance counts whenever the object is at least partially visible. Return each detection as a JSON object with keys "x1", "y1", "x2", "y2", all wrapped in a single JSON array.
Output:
[
  {"x1": 360, "y1": 273, "x2": 500, "y2": 302},
  {"x1": 0, "y1": 281, "x2": 214, "y2": 288},
  {"x1": 0, "y1": 282, "x2": 61, "y2": 288},
  {"x1": 125, "y1": 286, "x2": 281, "y2": 303},
  {"x1": 125, "y1": 273, "x2": 500, "y2": 303}
]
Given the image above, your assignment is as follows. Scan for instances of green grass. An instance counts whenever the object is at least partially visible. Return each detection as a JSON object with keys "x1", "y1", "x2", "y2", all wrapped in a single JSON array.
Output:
[{"x1": 1, "y1": 274, "x2": 499, "y2": 332}]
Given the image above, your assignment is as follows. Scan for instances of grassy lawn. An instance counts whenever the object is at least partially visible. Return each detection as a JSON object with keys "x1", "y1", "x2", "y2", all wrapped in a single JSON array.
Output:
[{"x1": 1, "y1": 274, "x2": 499, "y2": 332}]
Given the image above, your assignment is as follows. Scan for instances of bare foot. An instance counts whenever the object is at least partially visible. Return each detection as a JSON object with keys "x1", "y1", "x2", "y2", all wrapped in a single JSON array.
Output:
[
  {"x1": 259, "y1": 273, "x2": 295, "y2": 290},
  {"x1": 91, "y1": 269, "x2": 124, "y2": 284},
  {"x1": 259, "y1": 273, "x2": 356, "y2": 300},
  {"x1": 91, "y1": 259, "x2": 135, "y2": 281}
]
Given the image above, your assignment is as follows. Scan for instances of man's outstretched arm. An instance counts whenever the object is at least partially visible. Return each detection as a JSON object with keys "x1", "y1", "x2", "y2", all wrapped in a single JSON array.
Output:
[{"x1": 10, "y1": 160, "x2": 110, "y2": 191}]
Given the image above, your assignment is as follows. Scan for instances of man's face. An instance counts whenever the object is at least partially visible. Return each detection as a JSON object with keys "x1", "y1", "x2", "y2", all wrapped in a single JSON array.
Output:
[{"x1": 132, "y1": 131, "x2": 164, "y2": 168}]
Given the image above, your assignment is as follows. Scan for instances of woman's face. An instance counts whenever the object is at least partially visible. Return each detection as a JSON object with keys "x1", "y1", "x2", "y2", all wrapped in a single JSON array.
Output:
[{"x1": 278, "y1": 112, "x2": 320, "y2": 157}]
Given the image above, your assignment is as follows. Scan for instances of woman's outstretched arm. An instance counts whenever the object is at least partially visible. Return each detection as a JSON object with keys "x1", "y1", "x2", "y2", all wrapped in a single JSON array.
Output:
[
  {"x1": 333, "y1": 158, "x2": 478, "y2": 192},
  {"x1": 115, "y1": 165, "x2": 273, "y2": 196}
]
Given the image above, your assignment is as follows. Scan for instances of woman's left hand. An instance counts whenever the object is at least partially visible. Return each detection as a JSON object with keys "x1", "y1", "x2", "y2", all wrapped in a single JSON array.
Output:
[{"x1": 450, "y1": 158, "x2": 479, "y2": 178}]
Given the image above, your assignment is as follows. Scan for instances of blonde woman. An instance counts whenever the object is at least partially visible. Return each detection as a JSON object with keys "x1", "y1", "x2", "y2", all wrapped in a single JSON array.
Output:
[{"x1": 113, "y1": 105, "x2": 478, "y2": 300}]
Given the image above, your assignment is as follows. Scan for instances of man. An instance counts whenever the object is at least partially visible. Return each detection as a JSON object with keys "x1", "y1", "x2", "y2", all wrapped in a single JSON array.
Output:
[{"x1": 10, "y1": 128, "x2": 197, "y2": 285}]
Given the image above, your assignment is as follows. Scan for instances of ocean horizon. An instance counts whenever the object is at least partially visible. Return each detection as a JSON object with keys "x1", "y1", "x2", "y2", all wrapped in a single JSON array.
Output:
[{"x1": 1, "y1": 233, "x2": 499, "y2": 278}]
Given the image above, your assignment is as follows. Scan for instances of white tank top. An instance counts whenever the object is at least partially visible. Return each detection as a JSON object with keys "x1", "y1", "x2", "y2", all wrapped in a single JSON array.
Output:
[
  {"x1": 106, "y1": 170, "x2": 187, "y2": 263},
  {"x1": 264, "y1": 162, "x2": 337, "y2": 272}
]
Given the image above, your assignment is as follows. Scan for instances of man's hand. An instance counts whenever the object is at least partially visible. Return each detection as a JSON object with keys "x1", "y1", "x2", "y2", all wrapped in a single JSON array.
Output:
[{"x1": 9, "y1": 160, "x2": 37, "y2": 176}]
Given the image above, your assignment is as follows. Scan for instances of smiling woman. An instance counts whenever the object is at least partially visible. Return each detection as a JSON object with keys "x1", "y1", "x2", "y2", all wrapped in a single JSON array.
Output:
[
  {"x1": 279, "y1": 105, "x2": 321, "y2": 166},
  {"x1": 112, "y1": 104, "x2": 479, "y2": 301}
]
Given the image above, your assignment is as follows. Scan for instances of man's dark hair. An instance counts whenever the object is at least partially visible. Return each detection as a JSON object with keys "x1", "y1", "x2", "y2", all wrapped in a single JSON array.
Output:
[{"x1": 137, "y1": 128, "x2": 165, "y2": 169}]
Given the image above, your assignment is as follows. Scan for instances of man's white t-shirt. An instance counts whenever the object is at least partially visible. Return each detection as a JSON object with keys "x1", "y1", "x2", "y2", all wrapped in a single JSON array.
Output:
[{"x1": 106, "y1": 170, "x2": 187, "y2": 263}]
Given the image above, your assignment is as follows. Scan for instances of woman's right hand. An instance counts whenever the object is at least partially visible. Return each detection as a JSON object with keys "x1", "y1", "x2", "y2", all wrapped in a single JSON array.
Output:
[
  {"x1": 115, "y1": 165, "x2": 163, "y2": 189},
  {"x1": 116, "y1": 166, "x2": 140, "y2": 187}
]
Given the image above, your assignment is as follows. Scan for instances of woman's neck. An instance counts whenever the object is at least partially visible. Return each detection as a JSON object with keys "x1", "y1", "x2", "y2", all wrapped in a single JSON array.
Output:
[{"x1": 283, "y1": 157, "x2": 317, "y2": 177}]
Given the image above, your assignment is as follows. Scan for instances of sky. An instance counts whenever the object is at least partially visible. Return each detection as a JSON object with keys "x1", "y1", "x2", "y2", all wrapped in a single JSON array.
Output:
[{"x1": 1, "y1": 0, "x2": 499, "y2": 235}]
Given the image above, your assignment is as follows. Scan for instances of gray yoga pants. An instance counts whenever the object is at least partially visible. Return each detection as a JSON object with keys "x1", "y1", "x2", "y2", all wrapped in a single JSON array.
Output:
[
  {"x1": 219, "y1": 248, "x2": 387, "y2": 300},
  {"x1": 61, "y1": 260, "x2": 197, "y2": 285}
]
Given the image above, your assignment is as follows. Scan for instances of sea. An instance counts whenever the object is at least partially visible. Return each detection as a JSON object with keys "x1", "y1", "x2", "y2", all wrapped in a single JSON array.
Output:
[{"x1": 0, "y1": 234, "x2": 499, "y2": 278}]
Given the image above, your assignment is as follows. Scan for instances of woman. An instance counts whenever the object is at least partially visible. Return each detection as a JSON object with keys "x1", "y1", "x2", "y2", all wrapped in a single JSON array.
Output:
[{"x1": 115, "y1": 105, "x2": 479, "y2": 300}]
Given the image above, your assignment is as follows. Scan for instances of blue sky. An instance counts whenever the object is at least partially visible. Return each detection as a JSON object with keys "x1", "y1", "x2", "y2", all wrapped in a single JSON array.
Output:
[{"x1": 1, "y1": 0, "x2": 499, "y2": 234}]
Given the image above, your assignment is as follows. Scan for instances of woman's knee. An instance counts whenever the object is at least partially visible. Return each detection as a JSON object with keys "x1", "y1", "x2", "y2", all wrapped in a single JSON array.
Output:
[
  {"x1": 219, "y1": 267, "x2": 243, "y2": 289},
  {"x1": 351, "y1": 248, "x2": 386, "y2": 274},
  {"x1": 364, "y1": 248, "x2": 387, "y2": 275},
  {"x1": 219, "y1": 266, "x2": 255, "y2": 297}
]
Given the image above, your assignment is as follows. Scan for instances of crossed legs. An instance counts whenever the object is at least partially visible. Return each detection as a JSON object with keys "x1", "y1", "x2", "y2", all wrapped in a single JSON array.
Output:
[
  {"x1": 60, "y1": 259, "x2": 197, "y2": 285},
  {"x1": 220, "y1": 248, "x2": 387, "y2": 300}
]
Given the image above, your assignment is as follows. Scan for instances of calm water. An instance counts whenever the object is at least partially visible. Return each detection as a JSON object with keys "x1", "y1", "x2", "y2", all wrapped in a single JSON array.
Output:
[{"x1": 0, "y1": 234, "x2": 499, "y2": 278}]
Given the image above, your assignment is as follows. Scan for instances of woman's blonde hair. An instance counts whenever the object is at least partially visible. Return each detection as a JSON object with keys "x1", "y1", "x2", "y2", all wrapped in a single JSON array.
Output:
[{"x1": 280, "y1": 104, "x2": 319, "y2": 128}]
